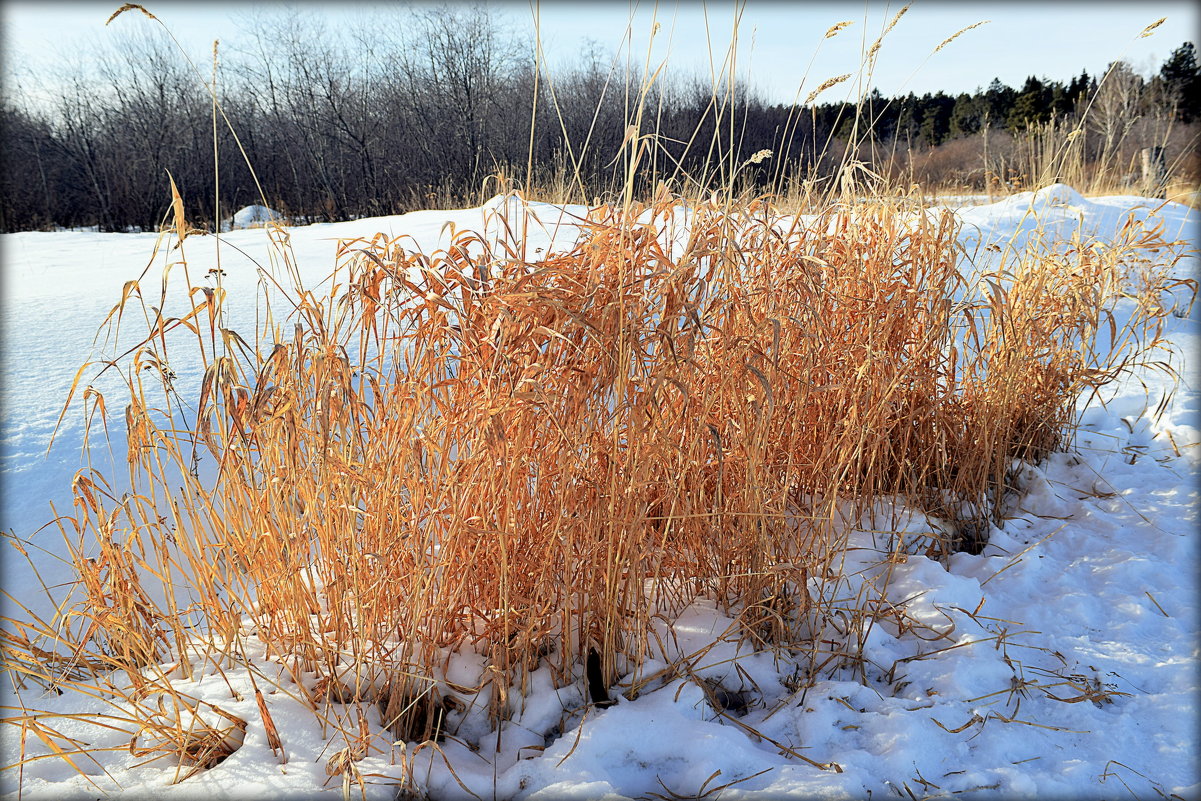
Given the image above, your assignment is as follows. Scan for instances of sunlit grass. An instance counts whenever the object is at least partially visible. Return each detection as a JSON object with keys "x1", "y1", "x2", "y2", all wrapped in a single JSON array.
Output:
[{"x1": 2, "y1": 182, "x2": 1192, "y2": 789}]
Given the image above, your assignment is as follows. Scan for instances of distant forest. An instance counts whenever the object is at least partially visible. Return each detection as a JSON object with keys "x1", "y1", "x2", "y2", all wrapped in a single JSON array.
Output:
[{"x1": 2, "y1": 5, "x2": 1198, "y2": 232}]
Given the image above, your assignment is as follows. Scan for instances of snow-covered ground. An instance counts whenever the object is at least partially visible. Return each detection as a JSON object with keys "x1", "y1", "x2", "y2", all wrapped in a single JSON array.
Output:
[{"x1": 1, "y1": 187, "x2": 1197, "y2": 799}]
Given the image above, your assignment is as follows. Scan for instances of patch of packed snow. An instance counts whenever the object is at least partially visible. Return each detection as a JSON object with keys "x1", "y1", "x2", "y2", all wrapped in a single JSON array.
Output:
[
  {"x1": 226, "y1": 204, "x2": 286, "y2": 231},
  {"x1": 1, "y1": 188, "x2": 1197, "y2": 800},
  {"x1": 957, "y1": 183, "x2": 1195, "y2": 257}
]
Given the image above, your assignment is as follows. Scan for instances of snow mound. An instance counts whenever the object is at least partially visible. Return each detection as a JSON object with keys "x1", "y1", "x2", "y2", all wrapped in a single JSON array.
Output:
[
  {"x1": 229, "y1": 204, "x2": 285, "y2": 230},
  {"x1": 985, "y1": 183, "x2": 1086, "y2": 217},
  {"x1": 1031, "y1": 182, "x2": 1086, "y2": 209}
]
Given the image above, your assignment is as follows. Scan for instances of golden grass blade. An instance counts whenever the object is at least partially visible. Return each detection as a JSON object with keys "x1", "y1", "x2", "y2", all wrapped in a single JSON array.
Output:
[
  {"x1": 805, "y1": 74, "x2": 852, "y2": 105},
  {"x1": 824, "y1": 21, "x2": 853, "y2": 38},
  {"x1": 933, "y1": 21, "x2": 990, "y2": 53},
  {"x1": 105, "y1": 3, "x2": 157, "y2": 25},
  {"x1": 45, "y1": 362, "x2": 96, "y2": 455},
  {"x1": 166, "y1": 169, "x2": 188, "y2": 246},
  {"x1": 1139, "y1": 17, "x2": 1166, "y2": 38}
]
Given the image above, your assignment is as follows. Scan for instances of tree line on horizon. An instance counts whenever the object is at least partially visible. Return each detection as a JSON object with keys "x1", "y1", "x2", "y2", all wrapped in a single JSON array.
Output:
[{"x1": 1, "y1": 5, "x2": 1197, "y2": 233}]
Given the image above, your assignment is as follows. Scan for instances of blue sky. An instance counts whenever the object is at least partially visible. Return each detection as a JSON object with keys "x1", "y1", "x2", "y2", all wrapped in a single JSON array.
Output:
[{"x1": 2, "y1": 1, "x2": 1197, "y2": 105}]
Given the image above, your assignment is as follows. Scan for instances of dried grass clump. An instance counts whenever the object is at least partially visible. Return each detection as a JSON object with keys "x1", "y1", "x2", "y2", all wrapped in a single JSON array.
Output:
[{"x1": 3, "y1": 190, "x2": 1192, "y2": 771}]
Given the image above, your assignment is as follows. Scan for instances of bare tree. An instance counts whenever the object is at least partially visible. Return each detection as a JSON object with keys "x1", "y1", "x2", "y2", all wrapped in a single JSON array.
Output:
[
  {"x1": 387, "y1": 4, "x2": 531, "y2": 188},
  {"x1": 1087, "y1": 60, "x2": 1144, "y2": 169}
]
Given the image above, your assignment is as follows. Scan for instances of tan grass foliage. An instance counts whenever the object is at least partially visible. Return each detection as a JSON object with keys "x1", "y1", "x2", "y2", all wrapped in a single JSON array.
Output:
[
  {"x1": 805, "y1": 74, "x2": 852, "y2": 106},
  {"x1": 2, "y1": 186, "x2": 1191, "y2": 781},
  {"x1": 866, "y1": 5, "x2": 910, "y2": 64},
  {"x1": 823, "y1": 21, "x2": 854, "y2": 39},
  {"x1": 1139, "y1": 18, "x2": 1166, "y2": 38},
  {"x1": 933, "y1": 21, "x2": 990, "y2": 54}
]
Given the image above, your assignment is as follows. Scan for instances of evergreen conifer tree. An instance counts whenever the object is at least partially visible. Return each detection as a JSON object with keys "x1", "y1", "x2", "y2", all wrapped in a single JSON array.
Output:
[
  {"x1": 984, "y1": 78, "x2": 1016, "y2": 128},
  {"x1": 950, "y1": 93, "x2": 981, "y2": 136},
  {"x1": 1008, "y1": 76, "x2": 1050, "y2": 130},
  {"x1": 1159, "y1": 42, "x2": 1199, "y2": 122}
]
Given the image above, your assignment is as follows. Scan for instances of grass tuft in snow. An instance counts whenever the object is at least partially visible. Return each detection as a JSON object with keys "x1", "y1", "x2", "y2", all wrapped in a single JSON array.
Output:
[{"x1": 2, "y1": 183, "x2": 1193, "y2": 792}]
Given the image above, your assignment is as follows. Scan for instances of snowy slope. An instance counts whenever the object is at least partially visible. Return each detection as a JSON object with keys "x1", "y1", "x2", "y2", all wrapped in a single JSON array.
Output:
[{"x1": 0, "y1": 189, "x2": 1197, "y2": 800}]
